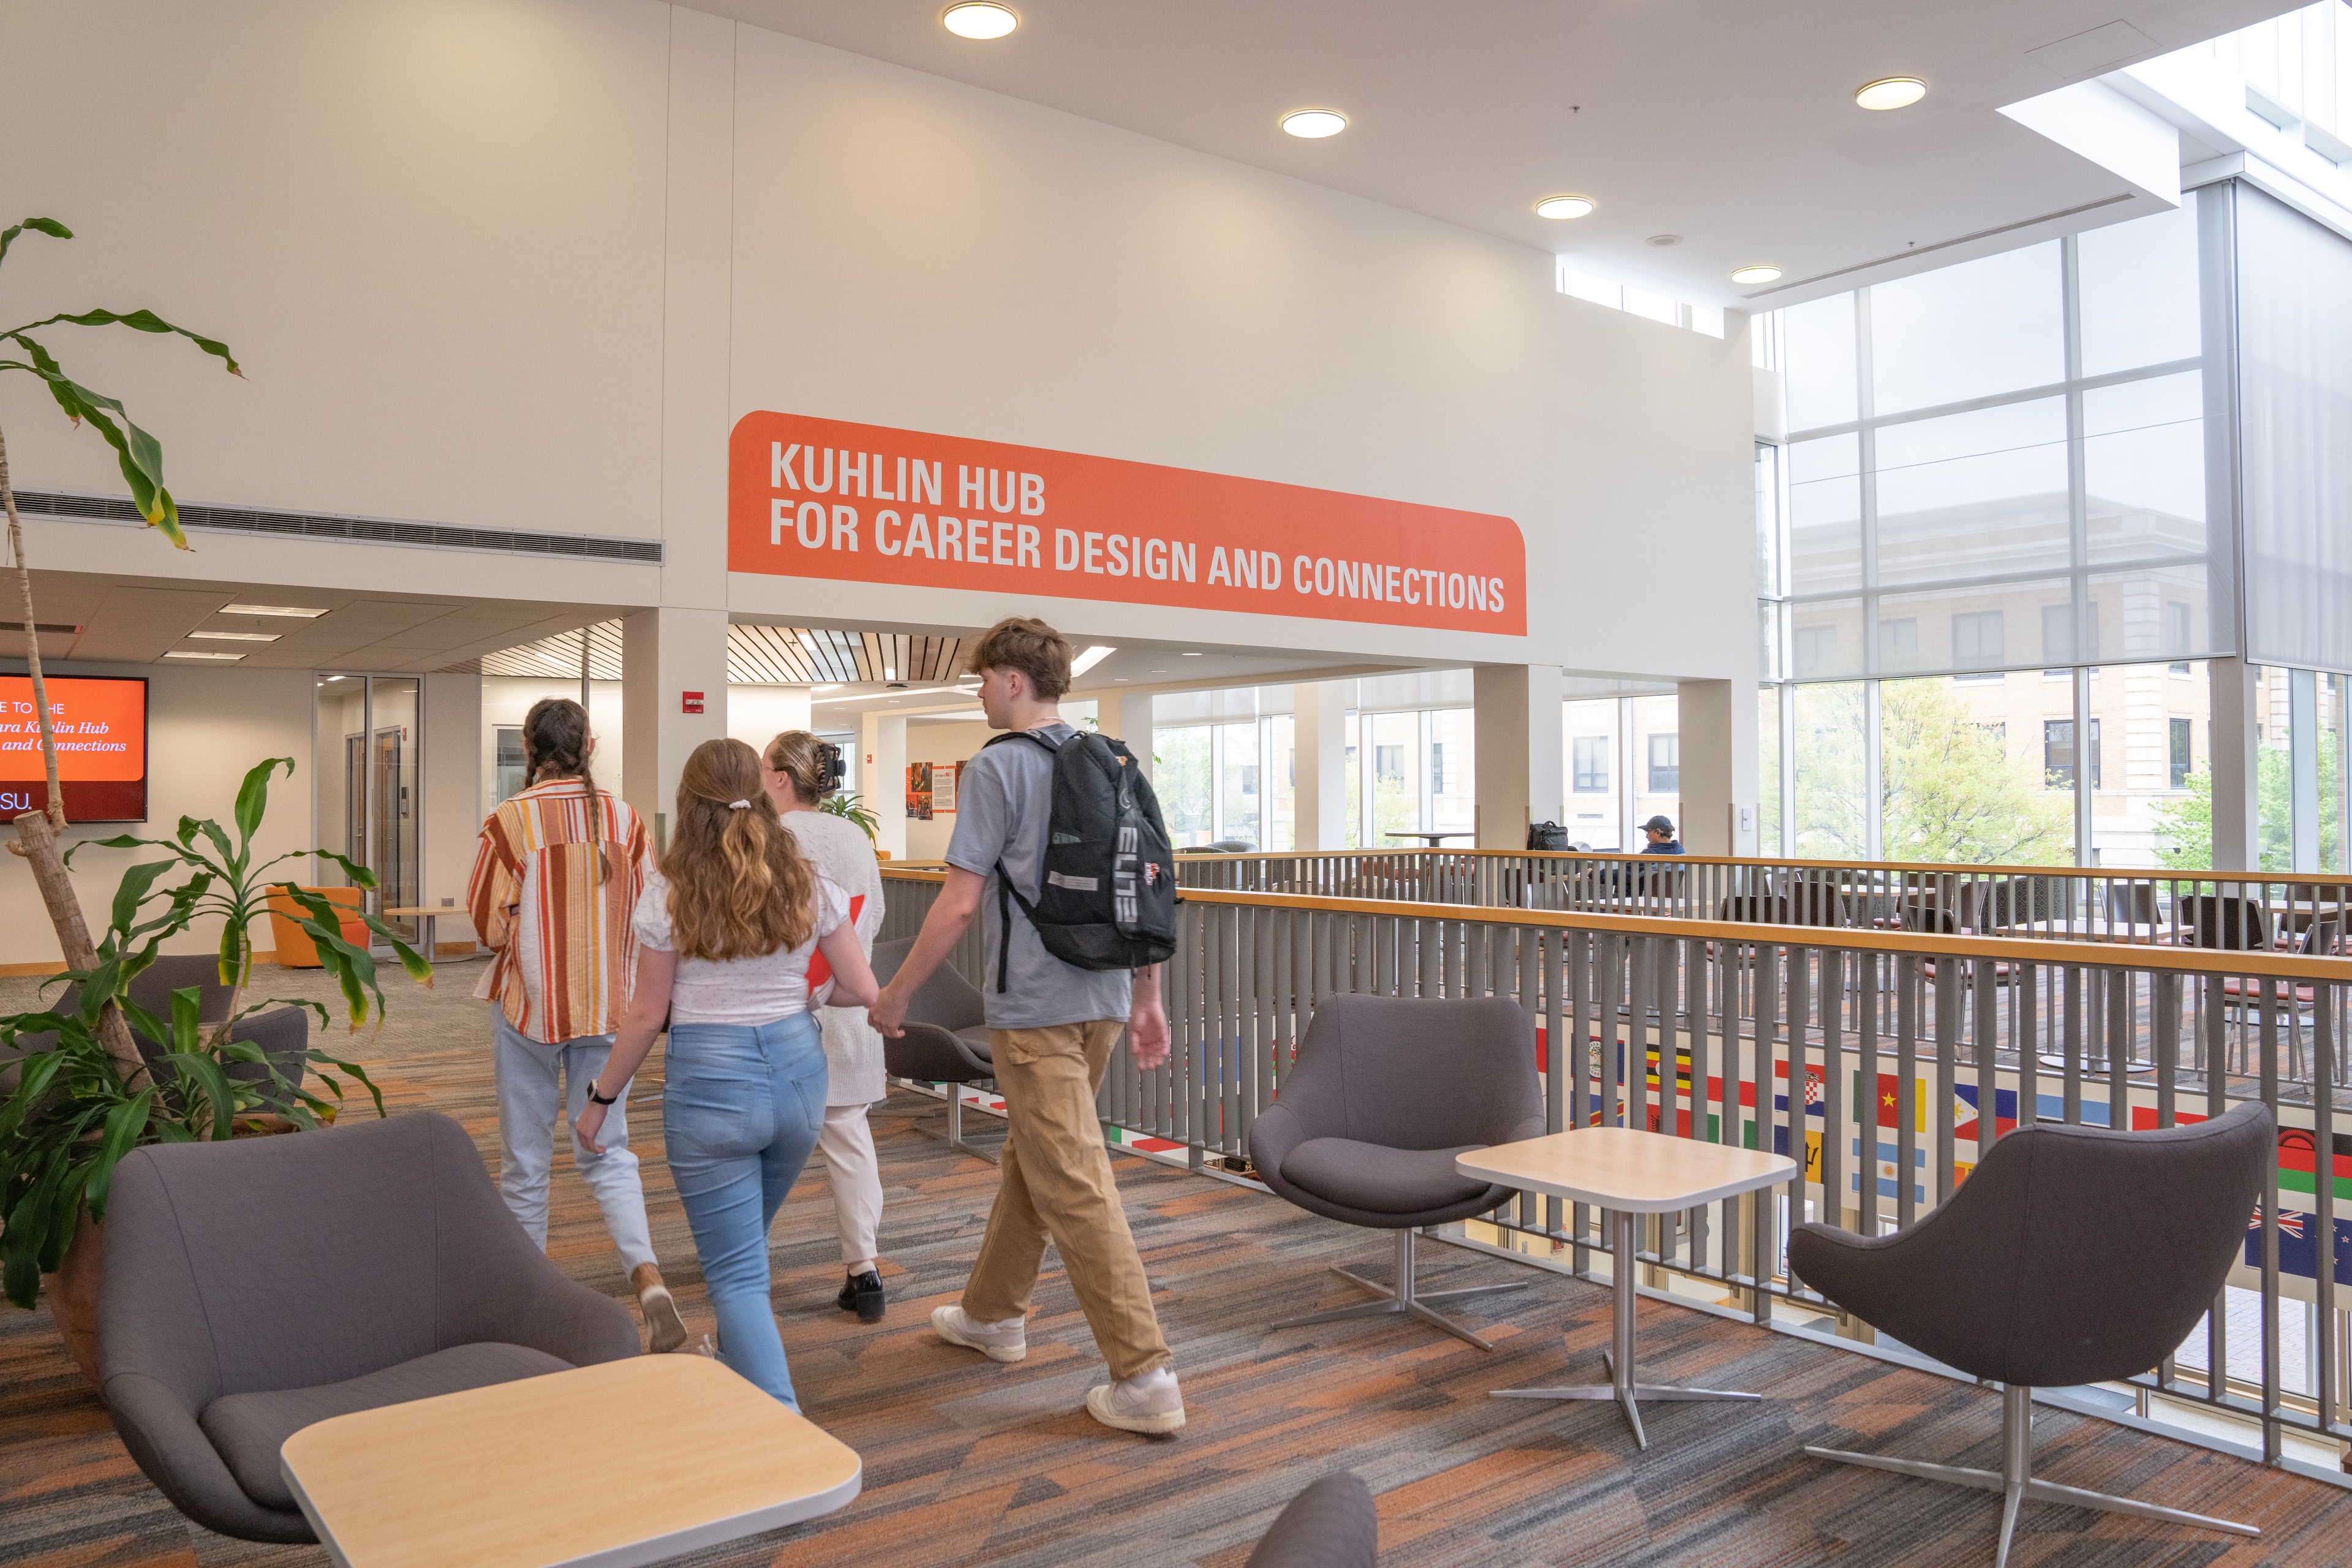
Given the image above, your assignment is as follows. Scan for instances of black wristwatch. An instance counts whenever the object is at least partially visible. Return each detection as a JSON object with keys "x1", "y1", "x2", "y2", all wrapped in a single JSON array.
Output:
[{"x1": 585, "y1": 1080, "x2": 620, "y2": 1106}]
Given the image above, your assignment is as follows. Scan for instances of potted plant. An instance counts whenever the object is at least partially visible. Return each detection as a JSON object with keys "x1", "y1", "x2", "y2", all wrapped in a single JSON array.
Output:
[
  {"x1": 0, "y1": 214, "x2": 245, "y2": 1087},
  {"x1": 818, "y1": 790, "x2": 882, "y2": 842},
  {"x1": 0, "y1": 756, "x2": 429, "y2": 1382}
]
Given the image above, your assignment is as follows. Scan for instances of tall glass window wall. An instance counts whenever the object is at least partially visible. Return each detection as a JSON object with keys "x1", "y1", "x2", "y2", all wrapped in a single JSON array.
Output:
[
  {"x1": 1761, "y1": 183, "x2": 2352, "y2": 870},
  {"x1": 1152, "y1": 686, "x2": 1295, "y2": 851}
]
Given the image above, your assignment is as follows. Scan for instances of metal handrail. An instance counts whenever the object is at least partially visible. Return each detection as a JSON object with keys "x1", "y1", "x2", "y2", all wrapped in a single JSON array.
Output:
[
  {"x1": 878, "y1": 865, "x2": 2350, "y2": 1462},
  {"x1": 1169, "y1": 850, "x2": 2352, "y2": 955}
]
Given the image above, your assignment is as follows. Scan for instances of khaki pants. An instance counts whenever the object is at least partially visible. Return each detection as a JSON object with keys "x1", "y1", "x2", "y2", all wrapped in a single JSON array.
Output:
[{"x1": 962, "y1": 1019, "x2": 1170, "y2": 1381}]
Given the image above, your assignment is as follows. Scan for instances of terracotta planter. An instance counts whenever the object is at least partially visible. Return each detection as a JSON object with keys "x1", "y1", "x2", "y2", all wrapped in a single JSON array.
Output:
[{"x1": 45, "y1": 1208, "x2": 104, "y2": 1392}]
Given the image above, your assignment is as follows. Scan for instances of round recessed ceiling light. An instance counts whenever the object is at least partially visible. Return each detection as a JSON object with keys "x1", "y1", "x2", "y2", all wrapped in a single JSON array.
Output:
[
  {"x1": 1534, "y1": 195, "x2": 1595, "y2": 220},
  {"x1": 1281, "y1": 110, "x2": 1348, "y2": 139},
  {"x1": 1731, "y1": 265, "x2": 1784, "y2": 285},
  {"x1": 943, "y1": 3, "x2": 1017, "y2": 40},
  {"x1": 1855, "y1": 77, "x2": 1926, "y2": 111},
  {"x1": 1646, "y1": 234, "x2": 1682, "y2": 247}
]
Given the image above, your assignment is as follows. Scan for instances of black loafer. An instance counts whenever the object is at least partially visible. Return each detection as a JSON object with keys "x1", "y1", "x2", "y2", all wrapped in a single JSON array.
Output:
[{"x1": 837, "y1": 1270, "x2": 885, "y2": 1324}]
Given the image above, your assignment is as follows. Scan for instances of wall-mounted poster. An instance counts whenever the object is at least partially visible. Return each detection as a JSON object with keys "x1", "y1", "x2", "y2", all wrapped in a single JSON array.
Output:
[
  {"x1": 933, "y1": 761, "x2": 958, "y2": 815},
  {"x1": 906, "y1": 762, "x2": 933, "y2": 821}
]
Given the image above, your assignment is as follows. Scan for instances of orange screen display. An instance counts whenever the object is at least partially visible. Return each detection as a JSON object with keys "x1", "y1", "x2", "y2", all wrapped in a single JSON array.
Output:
[
  {"x1": 0, "y1": 676, "x2": 149, "y2": 821},
  {"x1": 728, "y1": 412, "x2": 1526, "y2": 636}
]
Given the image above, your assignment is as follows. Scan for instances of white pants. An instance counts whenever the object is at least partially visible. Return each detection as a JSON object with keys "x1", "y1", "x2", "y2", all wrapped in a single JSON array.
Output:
[
  {"x1": 817, "y1": 1103, "x2": 884, "y2": 1273},
  {"x1": 492, "y1": 1014, "x2": 657, "y2": 1272}
]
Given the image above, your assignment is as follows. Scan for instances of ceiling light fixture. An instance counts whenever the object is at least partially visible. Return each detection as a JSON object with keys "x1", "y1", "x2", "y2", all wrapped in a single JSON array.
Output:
[
  {"x1": 943, "y1": 2, "x2": 1017, "y2": 40},
  {"x1": 1069, "y1": 645, "x2": 1116, "y2": 677},
  {"x1": 1281, "y1": 110, "x2": 1347, "y2": 139},
  {"x1": 1730, "y1": 265, "x2": 1784, "y2": 284},
  {"x1": 188, "y1": 630, "x2": 282, "y2": 643},
  {"x1": 1855, "y1": 77, "x2": 1926, "y2": 111},
  {"x1": 1535, "y1": 195, "x2": 1595, "y2": 220},
  {"x1": 221, "y1": 603, "x2": 328, "y2": 617},
  {"x1": 1181, "y1": 651, "x2": 1203, "y2": 657},
  {"x1": 165, "y1": 650, "x2": 244, "y2": 661}
]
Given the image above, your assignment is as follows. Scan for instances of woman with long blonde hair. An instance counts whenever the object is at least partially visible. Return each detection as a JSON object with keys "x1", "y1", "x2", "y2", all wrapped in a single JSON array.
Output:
[
  {"x1": 762, "y1": 731, "x2": 889, "y2": 1322},
  {"x1": 575, "y1": 737, "x2": 878, "y2": 1408}
]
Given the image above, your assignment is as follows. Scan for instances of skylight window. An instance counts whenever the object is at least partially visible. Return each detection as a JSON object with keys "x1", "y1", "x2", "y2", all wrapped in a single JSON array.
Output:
[{"x1": 1556, "y1": 263, "x2": 1726, "y2": 338}]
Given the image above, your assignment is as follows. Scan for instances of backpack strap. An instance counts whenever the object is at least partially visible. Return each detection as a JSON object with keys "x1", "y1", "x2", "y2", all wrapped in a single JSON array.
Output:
[{"x1": 983, "y1": 726, "x2": 1065, "y2": 991}]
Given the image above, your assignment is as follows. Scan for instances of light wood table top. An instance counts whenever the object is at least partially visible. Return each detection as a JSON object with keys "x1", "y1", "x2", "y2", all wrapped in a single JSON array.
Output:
[
  {"x1": 1458, "y1": 1126, "x2": 1796, "y2": 1212},
  {"x1": 280, "y1": 1354, "x2": 861, "y2": 1568}
]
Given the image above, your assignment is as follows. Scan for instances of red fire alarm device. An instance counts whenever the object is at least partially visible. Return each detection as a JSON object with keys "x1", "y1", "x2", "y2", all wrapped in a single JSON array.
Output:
[{"x1": 681, "y1": 691, "x2": 705, "y2": 715}]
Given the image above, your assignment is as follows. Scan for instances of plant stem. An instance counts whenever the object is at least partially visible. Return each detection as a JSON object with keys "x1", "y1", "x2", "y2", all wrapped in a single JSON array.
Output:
[
  {"x1": 10, "y1": 809, "x2": 145, "y2": 1088},
  {"x1": 0, "y1": 421, "x2": 66, "y2": 831}
]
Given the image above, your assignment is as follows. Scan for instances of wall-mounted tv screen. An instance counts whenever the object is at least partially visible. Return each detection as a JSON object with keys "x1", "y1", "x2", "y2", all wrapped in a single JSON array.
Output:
[{"x1": 0, "y1": 674, "x2": 149, "y2": 822}]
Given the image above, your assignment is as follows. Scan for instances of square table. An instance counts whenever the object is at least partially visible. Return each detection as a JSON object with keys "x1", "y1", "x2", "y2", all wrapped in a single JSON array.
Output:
[
  {"x1": 281, "y1": 1353, "x2": 861, "y2": 1568},
  {"x1": 1458, "y1": 1126, "x2": 1796, "y2": 1450}
]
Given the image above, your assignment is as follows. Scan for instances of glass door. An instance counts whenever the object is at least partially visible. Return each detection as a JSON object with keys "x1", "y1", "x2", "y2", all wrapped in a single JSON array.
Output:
[{"x1": 314, "y1": 673, "x2": 424, "y2": 946}]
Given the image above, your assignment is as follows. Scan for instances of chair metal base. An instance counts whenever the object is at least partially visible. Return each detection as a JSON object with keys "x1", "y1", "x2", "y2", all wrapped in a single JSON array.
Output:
[
  {"x1": 1805, "y1": 1384, "x2": 2258, "y2": 1568},
  {"x1": 1273, "y1": 1227, "x2": 1524, "y2": 1351},
  {"x1": 907, "y1": 1085, "x2": 1001, "y2": 1166},
  {"x1": 1488, "y1": 1211, "x2": 1758, "y2": 1450}
]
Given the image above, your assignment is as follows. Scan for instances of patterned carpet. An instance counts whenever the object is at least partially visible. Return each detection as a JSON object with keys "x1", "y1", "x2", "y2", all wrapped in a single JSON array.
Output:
[{"x1": 3, "y1": 961, "x2": 2350, "y2": 1567}]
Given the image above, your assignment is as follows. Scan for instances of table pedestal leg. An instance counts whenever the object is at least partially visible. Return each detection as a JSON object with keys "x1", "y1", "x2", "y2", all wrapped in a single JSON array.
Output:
[{"x1": 1488, "y1": 1210, "x2": 1762, "y2": 1450}]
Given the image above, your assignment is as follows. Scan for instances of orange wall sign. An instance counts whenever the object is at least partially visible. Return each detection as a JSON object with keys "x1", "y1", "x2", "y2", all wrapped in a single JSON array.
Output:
[
  {"x1": 0, "y1": 674, "x2": 149, "y2": 821},
  {"x1": 726, "y1": 413, "x2": 1525, "y2": 636}
]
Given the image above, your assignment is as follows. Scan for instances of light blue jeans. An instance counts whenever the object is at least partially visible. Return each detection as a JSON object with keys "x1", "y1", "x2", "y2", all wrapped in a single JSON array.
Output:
[{"x1": 662, "y1": 1012, "x2": 828, "y2": 1408}]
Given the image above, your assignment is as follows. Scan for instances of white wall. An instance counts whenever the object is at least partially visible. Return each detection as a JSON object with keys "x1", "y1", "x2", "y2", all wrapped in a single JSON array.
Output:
[{"x1": 0, "y1": 663, "x2": 314, "y2": 969}]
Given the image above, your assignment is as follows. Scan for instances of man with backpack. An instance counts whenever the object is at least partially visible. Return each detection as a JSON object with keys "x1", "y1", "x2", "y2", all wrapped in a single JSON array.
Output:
[{"x1": 867, "y1": 616, "x2": 1185, "y2": 1435}]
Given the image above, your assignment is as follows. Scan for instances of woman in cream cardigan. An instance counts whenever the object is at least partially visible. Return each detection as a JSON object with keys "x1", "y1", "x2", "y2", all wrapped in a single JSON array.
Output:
[{"x1": 761, "y1": 730, "x2": 892, "y2": 1322}]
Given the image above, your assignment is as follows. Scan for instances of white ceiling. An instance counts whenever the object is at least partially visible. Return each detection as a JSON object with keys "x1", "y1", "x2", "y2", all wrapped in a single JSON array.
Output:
[
  {"x1": 0, "y1": 571, "x2": 625, "y2": 674},
  {"x1": 693, "y1": 0, "x2": 2294, "y2": 305}
]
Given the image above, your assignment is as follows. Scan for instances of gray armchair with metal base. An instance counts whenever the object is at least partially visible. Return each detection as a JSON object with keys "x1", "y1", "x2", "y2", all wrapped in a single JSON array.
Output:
[
  {"x1": 871, "y1": 937, "x2": 1001, "y2": 1163},
  {"x1": 98, "y1": 1110, "x2": 639, "y2": 1543},
  {"x1": 1250, "y1": 993, "x2": 1545, "y2": 1350},
  {"x1": 1787, "y1": 1101, "x2": 2272, "y2": 1568}
]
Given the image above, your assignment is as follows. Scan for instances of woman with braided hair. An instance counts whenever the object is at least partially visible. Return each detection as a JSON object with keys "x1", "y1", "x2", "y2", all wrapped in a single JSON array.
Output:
[
  {"x1": 575, "y1": 737, "x2": 880, "y2": 1409},
  {"x1": 467, "y1": 698, "x2": 686, "y2": 1353}
]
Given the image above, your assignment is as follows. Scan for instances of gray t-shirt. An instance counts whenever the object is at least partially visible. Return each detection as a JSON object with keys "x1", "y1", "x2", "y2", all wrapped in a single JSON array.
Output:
[{"x1": 946, "y1": 722, "x2": 1136, "y2": 1030}]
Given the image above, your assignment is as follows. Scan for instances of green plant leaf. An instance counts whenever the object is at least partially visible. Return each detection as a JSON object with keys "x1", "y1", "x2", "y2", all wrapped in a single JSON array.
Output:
[
  {"x1": 231, "y1": 758, "x2": 290, "y2": 857},
  {"x1": 1, "y1": 1152, "x2": 69, "y2": 1308},
  {"x1": 0, "y1": 216, "x2": 71, "y2": 269},
  {"x1": 304, "y1": 851, "x2": 379, "y2": 891},
  {"x1": 152, "y1": 1050, "x2": 237, "y2": 1140},
  {"x1": 169, "y1": 986, "x2": 202, "y2": 1057},
  {"x1": 307, "y1": 1051, "x2": 385, "y2": 1118},
  {"x1": 6, "y1": 307, "x2": 241, "y2": 377},
  {"x1": 82, "y1": 1089, "x2": 154, "y2": 1217},
  {"x1": 108, "y1": 859, "x2": 178, "y2": 937}
]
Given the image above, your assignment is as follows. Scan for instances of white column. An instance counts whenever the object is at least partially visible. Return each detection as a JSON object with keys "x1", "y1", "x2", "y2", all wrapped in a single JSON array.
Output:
[
  {"x1": 1472, "y1": 665, "x2": 1564, "y2": 851},
  {"x1": 1676, "y1": 677, "x2": 1760, "y2": 855},
  {"x1": 861, "y1": 709, "x2": 908, "y2": 860},
  {"x1": 421, "y1": 672, "x2": 482, "y2": 946},
  {"x1": 1106, "y1": 692, "x2": 1157, "y2": 780},
  {"x1": 1292, "y1": 679, "x2": 1349, "y2": 850},
  {"x1": 2209, "y1": 657, "x2": 2260, "y2": 871},
  {"x1": 621, "y1": 608, "x2": 729, "y2": 845}
]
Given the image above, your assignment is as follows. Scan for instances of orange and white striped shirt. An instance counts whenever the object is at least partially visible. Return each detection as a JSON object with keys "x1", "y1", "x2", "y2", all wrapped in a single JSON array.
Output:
[{"x1": 467, "y1": 778, "x2": 650, "y2": 1043}]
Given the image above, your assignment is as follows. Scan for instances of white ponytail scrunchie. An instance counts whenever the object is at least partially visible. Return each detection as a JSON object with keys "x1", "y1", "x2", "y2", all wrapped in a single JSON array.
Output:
[{"x1": 728, "y1": 799, "x2": 752, "y2": 810}]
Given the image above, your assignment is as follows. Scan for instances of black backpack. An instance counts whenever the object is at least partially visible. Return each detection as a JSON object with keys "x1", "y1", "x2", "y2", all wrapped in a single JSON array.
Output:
[{"x1": 983, "y1": 728, "x2": 1179, "y2": 990}]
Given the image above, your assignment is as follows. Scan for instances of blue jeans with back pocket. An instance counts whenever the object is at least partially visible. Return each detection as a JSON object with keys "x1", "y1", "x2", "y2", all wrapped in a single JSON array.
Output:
[{"x1": 662, "y1": 1011, "x2": 828, "y2": 1407}]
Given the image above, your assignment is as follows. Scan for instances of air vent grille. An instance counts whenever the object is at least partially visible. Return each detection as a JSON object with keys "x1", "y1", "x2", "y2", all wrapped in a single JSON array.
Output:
[{"x1": 13, "y1": 489, "x2": 663, "y2": 565}]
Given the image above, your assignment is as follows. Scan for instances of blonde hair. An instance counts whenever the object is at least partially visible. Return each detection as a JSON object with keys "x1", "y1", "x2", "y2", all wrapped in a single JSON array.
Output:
[
  {"x1": 763, "y1": 729, "x2": 830, "y2": 806},
  {"x1": 661, "y1": 738, "x2": 818, "y2": 961}
]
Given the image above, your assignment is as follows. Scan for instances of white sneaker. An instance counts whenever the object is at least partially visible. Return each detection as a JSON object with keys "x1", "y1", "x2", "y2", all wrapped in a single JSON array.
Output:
[
  {"x1": 1085, "y1": 1366, "x2": 1185, "y2": 1434},
  {"x1": 932, "y1": 1304, "x2": 1027, "y2": 1363},
  {"x1": 638, "y1": 1284, "x2": 688, "y2": 1354}
]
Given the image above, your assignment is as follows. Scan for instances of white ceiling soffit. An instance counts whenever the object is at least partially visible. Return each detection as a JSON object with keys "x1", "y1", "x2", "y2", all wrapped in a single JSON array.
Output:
[{"x1": 690, "y1": 0, "x2": 2299, "y2": 310}]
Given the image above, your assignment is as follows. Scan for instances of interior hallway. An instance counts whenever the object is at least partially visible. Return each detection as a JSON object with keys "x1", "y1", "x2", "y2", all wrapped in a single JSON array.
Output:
[{"x1": 3, "y1": 965, "x2": 2346, "y2": 1568}]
